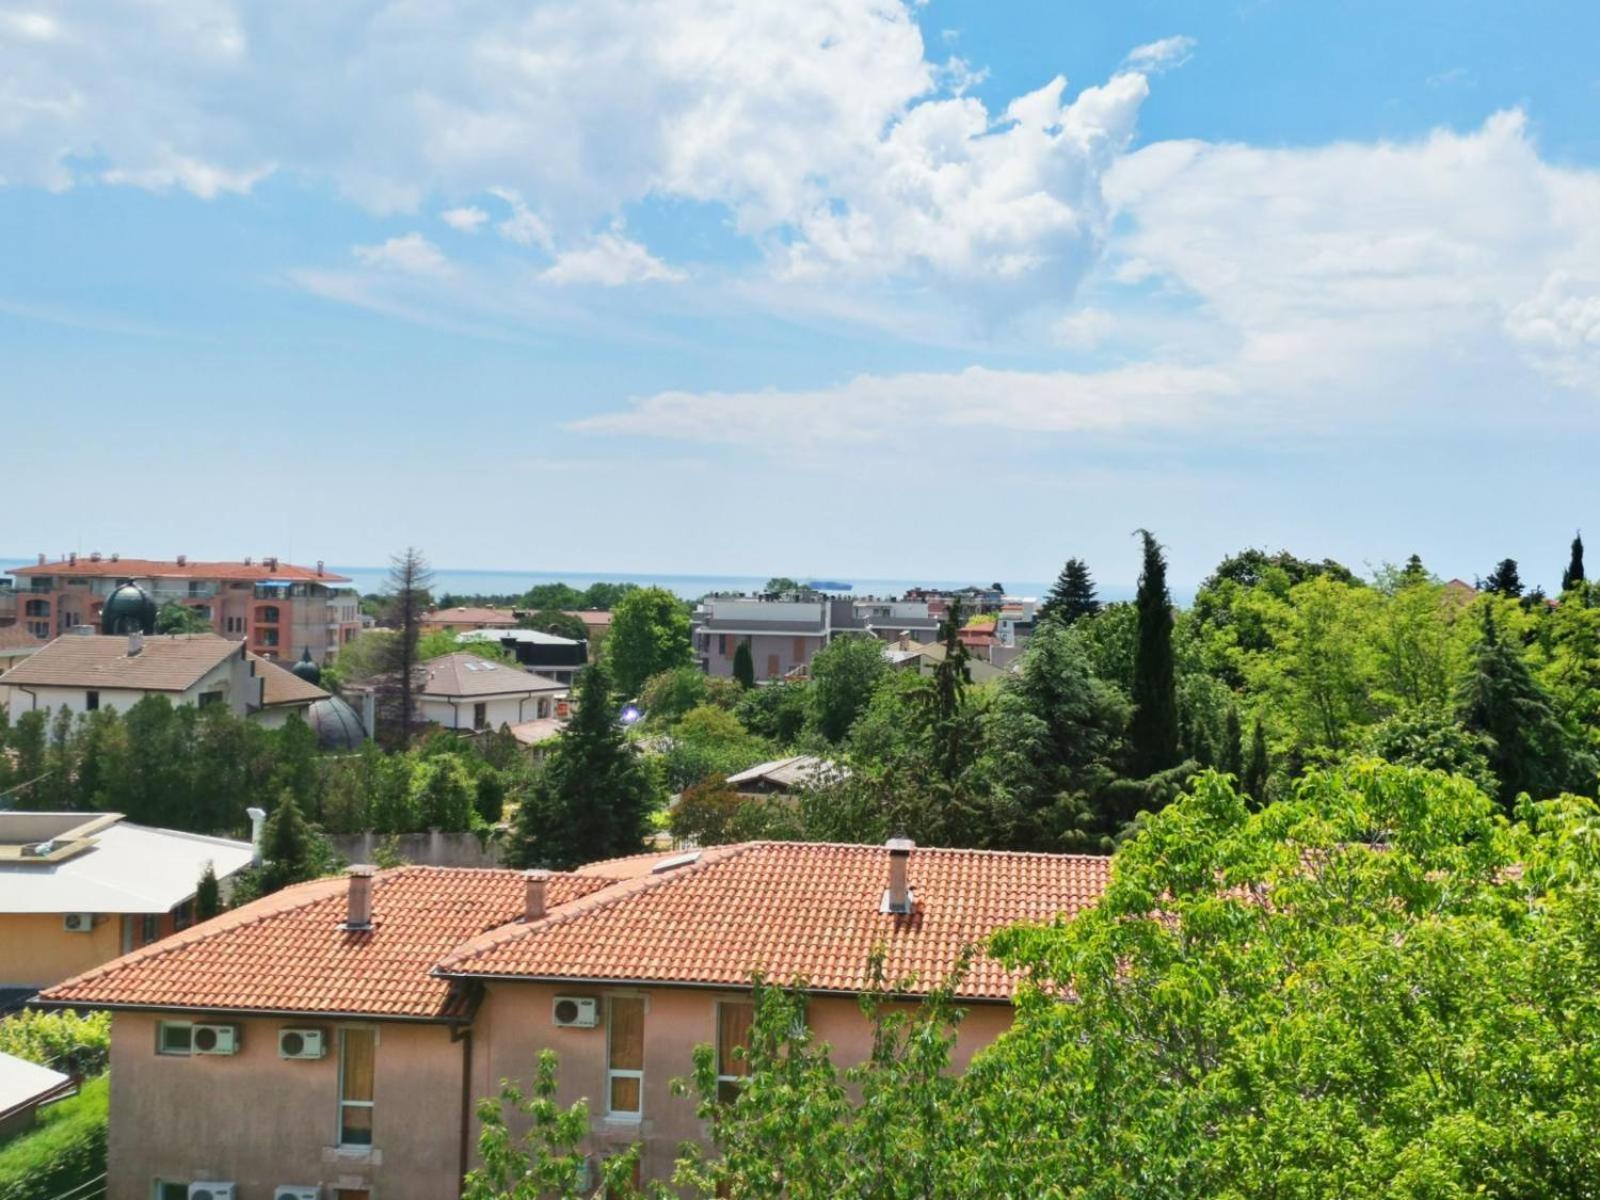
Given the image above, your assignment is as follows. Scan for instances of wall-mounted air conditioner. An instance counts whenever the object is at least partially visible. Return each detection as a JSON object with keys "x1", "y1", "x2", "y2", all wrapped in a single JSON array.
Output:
[
  {"x1": 278, "y1": 1028, "x2": 326, "y2": 1060},
  {"x1": 191, "y1": 1024, "x2": 239, "y2": 1055},
  {"x1": 552, "y1": 996, "x2": 599, "y2": 1028},
  {"x1": 62, "y1": 913, "x2": 94, "y2": 933},
  {"x1": 274, "y1": 1188, "x2": 321, "y2": 1200},
  {"x1": 189, "y1": 1184, "x2": 237, "y2": 1200}
]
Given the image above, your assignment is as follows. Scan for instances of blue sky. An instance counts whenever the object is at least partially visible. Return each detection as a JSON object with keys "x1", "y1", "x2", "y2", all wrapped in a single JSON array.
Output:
[{"x1": 4, "y1": 1, "x2": 1599, "y2": 591}]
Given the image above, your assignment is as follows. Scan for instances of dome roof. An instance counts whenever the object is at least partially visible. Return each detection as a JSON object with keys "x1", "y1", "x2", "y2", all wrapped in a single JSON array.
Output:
[
  {"x1": 290, "y1": 649, "x2": 323, "y2": 685},
  {"x1": 306, "y1": 695, "x2": 366, "y2": 751},
  {"x1": 101, "y1": 582, "x2": 157, "y2": 635}
]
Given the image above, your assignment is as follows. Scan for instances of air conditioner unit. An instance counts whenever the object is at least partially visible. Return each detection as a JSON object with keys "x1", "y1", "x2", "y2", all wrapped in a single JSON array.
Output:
[
  {"x1": 552, "y1": 996, "x2": 599, "y2": 1028},
  {"x1": 62, "y1": 913, "x2": 94, "y2": 933},
  {"x1": 189, "y1": 1184, "x2": 237, "y2": 1200},
  {"x1": 278, "y1": 1028, "x2": 326, "y2": 1060},
  {"x1": 191, "y1": 1024, "x2": 240, "y2": 1055},
  {"x1": 274, "y1": 1188, "x2": 320, "y2": 1200}
]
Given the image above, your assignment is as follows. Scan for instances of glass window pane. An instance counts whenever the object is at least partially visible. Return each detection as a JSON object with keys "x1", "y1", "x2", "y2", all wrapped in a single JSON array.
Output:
[
  {"x1": 717, "y1": 1003, "x2": 754, "y2": 1078},
  {"x1": 159, "y1": 1024, "x2": 191, "y2": 1055},
  {"x1": 609, "y1": 1075, "x2": 641, "y2": 1114},
  {"x1": 608, "y1": 999, "x2": 644, "y2": 1071},
  {"x1": 340, "y1": 1104, "x2": 373, "y2": 1146},
  {"x1": 341, "y1": 1029, "x2": 376, "y2": 1103}
]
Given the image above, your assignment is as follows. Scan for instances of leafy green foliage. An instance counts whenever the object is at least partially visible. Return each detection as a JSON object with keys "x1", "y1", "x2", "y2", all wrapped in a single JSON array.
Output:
[
  {"x1": 607, "y1": 587, "x2": 693, "y2": 695},
  {"x1": 807, "y1": 635, "x2": 889, "y2": 743},
  {"x1": 0, "y1": 1074, "x2": 107, "y2": 1199},
  {"x1": 0, "y1": 1010, "x2": 110, "y2": 1076},
  {"x1": 518, "y1": 609, "x2": 589, "y2": 641},
  {"x1": 194, "y1": 860, "x2": 222, "y2": 921},
  {"x1": 732, "y1": 639, "x2": 756, "y2": 689},
  {"x1": 154, "y1": 601, "x2": 212, "y2": 634}
]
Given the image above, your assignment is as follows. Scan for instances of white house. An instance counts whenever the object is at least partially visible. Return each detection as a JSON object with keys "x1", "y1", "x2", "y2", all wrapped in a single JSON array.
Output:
[{"x1": 414, "y1": 652, "x2": 568, "y2": 732}]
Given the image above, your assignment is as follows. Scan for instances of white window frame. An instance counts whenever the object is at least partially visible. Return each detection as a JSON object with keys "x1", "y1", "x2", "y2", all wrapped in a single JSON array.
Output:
[
  {"x1": 604, "y1": 994, "x2": 647, "y2": 1122},
  {"x1": 336, "y1": 1025, "x2": 379, "y2": 1150},
  {"x1": 156, "y1": 1020, "x2": 193, "y2": 1057}
]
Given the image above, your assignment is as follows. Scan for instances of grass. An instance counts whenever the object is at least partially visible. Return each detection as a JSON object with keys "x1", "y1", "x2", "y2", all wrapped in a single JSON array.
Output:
[{"x1": 0, "y1": 1074, "x2": 108, "y2": 1200}]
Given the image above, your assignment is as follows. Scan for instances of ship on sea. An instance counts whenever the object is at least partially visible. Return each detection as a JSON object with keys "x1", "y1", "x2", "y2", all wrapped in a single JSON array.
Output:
[{"x1": 804, "y1": 578, "x2": 853, "y2": 592}]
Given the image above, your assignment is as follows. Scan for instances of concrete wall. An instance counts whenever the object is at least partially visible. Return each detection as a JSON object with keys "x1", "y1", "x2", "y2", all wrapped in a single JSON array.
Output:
[
  {"x1": 106, "y1": 1012, "x2": 464, "y2": 1200},
  {"x1": 0, "y1": 913, "x2": 123, "y2": 989},
  {"x1": 327, "y1": 830, "x2": 504, "y2": 869},
  {"x1": 699, "y1": 632, "x2": 824, "y2": 680},
  {"x1": 419, "y1": 692, "x2": 551, "y2": 732}
]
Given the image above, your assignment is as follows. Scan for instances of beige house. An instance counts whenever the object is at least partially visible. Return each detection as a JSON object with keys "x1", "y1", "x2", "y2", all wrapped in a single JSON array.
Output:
[
  {"x1": 0, "y1": 633, "x2": 328, "y2": 726},
  {"x1": 40, "y1": 841, "x2": 1111, "y2": 1198},
  {"x1": 0, "y1": 624, "x2": 44, "y2": 674},
  {"x1": 0, "y1": 812, "x2": 253, "y2": 997},
  {"x1": 418, "y1": 607, "x2": 517, "y2": 636}
]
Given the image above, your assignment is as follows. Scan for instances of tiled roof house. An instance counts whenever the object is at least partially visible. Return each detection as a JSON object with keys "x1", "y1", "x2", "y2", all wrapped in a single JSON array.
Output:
[{"x1": 38, "y1": 840, "x2": 1110, "y2": 1198}]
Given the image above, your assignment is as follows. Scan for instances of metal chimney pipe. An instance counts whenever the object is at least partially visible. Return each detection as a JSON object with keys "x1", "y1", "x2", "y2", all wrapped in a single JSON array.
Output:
[
  {"x1": 523, "y1": 869, "x2": 550, "y2": 922},
  {"x1": 245, "y1": 807, "x2": 267, "y2": 867},
  {"x1": 346, "y1": 864, "x2": 376, "y2": 930}
]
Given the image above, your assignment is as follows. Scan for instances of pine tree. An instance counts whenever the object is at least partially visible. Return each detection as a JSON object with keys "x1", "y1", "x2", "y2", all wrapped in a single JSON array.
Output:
[
  {"x1": 1562, "y1": 533, "x2": 1585, "y2": 593},
  {"x1": 505, "y1": 661, "x2": 656, "y2": 870},
  {"x1": 1221, "y1": 705, "x2": 1244, "y2": 779},
  {"x1": 378, "y1": 547, "x2": 434, "y2": 749},
  {"x1": 732, "y1": 640, "x2": 756, "y2": 690},
  {"x1": 1039, "y1": 558, "x2": 1101, "y2": 626},
  {"x1": 194, "y1": 861, "x2": 222, "y2": 922},
  {"x1": 259, "y1": 789, "x2": 317, "y2": 894},
  {"x1": 1482, "y1": 558, "x2": 1524, "y2": 599},
  {"x1": 1129, "y1": 531, "x2": 1179, "y2": 776},
  {"x1": 929, "y1": 596, "x2": 973, "y2": 787},
  {"x1": 1400, "y1": 554, "x2": 1429, "y2": 586},
  {"x1": 1244, "y1": 717, "x2": 1270, "y2": 808},
  {"x1": 1460, "y1": 607, "x2": 1576, "y2": 808}
]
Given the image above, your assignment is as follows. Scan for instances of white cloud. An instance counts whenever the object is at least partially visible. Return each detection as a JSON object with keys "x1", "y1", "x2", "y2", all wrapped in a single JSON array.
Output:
[
  {"x1": 440, "y1": 205, "x2": 488, "y2": 233},
  {"x1": 100, "y1": 151, "x2": 272, "y2": 198},
  {"x1": 1123, "y1": 36, "x2": 1195, "y2": 74},
  {"x1": 351, "y1": 232, "x2": 451, "y2": 277},
  {"x1": 541, "y1": 233, "x2": 685, "y2": 286}
]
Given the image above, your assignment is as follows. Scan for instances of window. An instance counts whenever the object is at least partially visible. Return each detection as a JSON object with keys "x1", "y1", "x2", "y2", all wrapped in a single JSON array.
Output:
[
  {"x1": 154, "y1": 1182, "x2": 189, "y2": 1200},
  {"x1": 472, "y1": 702, "x2": 488, "y2": 731},
  {"x1": 157, "y1": 1021, "x2": 193, "y2": 1056},
  {"x1": 716, "y1": 1001, "x2": 755, "y2": 1103},
  {"x1": 198, "y1": 691, "x2": 223, "y2": 707},
  {"x1": 140, "y1": 914, "x2": 159, "y2": 945},
  {"x1": 173, "y1": 900, "x2": 194, "y2": 932},
  {"x1": 24, "y1": 599, "x2": 48, "y2": 617},
  {"x1": 537, "y1": 698, "x2": 550, "y2": 719},
  {"x1": 338, "y1": 1028, "x2": 377, "y2": 1147},
  {"x1": 258, "y1": 606, "x2": 281, "y2": 623},
  {"x1": 766, "y1": 654, "x2": 780, "y2": 679},
  {"x1": 28, "y1": 621, "x2": 49, "y2": 639},
  {"x1": 86, "y1": 691, "x2": 99, "y2": 712},
  {"x1": 606, "y1": 997, "x2": 645, "y2": 1118}
]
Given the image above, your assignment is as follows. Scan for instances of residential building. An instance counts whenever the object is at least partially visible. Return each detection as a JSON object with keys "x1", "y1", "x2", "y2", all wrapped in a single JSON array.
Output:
[
  {"x1": 39, "y1": 839, "x2": 1111, "y2": 1198},
  {"x1": 459, "y1": 629, "x2": 588, "y2": 685},
  {"x1": 882, "y1": 636, "x2": 1009, "y2": 685},
  {"x1": 0, "y1": 633, "x2": 327, "y2": 726},
  {"x1": 692, "y1": 595, "x2": 946, "y2": 680},
  {"x1": 724, "y1": 755, "x2": 844, "y2": 796},
  {"x1": 0, "y1": 574, "x2": 15, "y2": 628},
  {"x1": 418, "y1": 607, "x2": 518, "y2": 635},
  {"x1": 0, "y1": 1050, "x2": 74, "y2": 1138},
  {"x1": 413, "y1": 653, "x2": 568, "y2": 733},
  {"x1": 0, "y1": 624, "x2": 43, "y2": 674},
  {"x1": 10, "y1": 554, "x2": 360, "y2": 662},
  {"x1": 1, "y1": 811, "x2": 252, "y2": 996}
]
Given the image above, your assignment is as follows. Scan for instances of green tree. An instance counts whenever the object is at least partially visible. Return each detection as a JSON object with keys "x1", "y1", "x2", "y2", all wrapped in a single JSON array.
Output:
[
  {"x1": 377, "y1": 546, "x2": 434, "y2": 748},
  {"x1": 607, "y1": 587, "x2": 692, "y2": 696},
  {"x1": 1562, "y1": 532, "x2": 1585, "y2": 593},
  {"x1": 637, "y1": 666, "x2": 710, "y2": 724},
  {"x1": 927, "y1": 597, "x2": 973, "y2": 789},
  {"x1": 734, "y1": 680, "x2": 810, "y2": 745},
  {"x1": 764, "y1": 577, "x2": 800, "y2": 594},
  {"x1": 518, "y1": 609, "x2": 589, "y2": 642},
  {"x1": 408, "y1": 756, "x2": 476, "y2": 831},
  {"x1": 258, "y1": 790, "x2": 319, "y2": 894},
  {"x1": 732, "y1": 640, "x2": 756, "y2": 689},
  {"x1": 1482, "y1": 557, "x2": 1524, "y2": 598},
  {"x1": 505, "y1": 661, "x2": 656, "y2": 869},
  {"x1": 154, "y1": 602, "x2": 212, "y2": 634},
  {"x1": 1221, "y1": 704, "x2": 1243, "y2": 778},
  {"x1": 521, "y1": 582, "x2": 585, "y2": 611},
  {"x1": 808, "y1": 635, "x2": 889, "y2": 743},
  {"x1": 1243, "y1": 714, "x2": 1269, "y2": 805},
  {"x1": 193, "y1": 861, "x2": 222, "y2": 922},
  {"x1": 1129, "y1": 530, "x2": 1179, "y2": 776},
  {"x1": 1038, "y1": 557, "x2": 1100, "y2": 626}
]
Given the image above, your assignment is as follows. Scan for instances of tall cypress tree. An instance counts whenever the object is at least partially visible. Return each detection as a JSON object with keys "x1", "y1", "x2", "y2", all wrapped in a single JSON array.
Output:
[
  {"x1": 1562, "y1": 533, "x2": 1585, "y2": 593},
  {"x1": 1129, "y1": 530, "x2": 1179, "y2": 776},
  {"x1": 732, "y1": 640, "x2": 756, "y2": 689},
  {"x1": 929, "y1": 596, "x2": 973, "y2": 787},
  {"x1": 194, "y1": 861, "x2": 222, "y2": 922},
  {"x1": 1243, "y1": 717, "x2": 1270, "y2": 808},
  {"x1": 1040, "y1": 558, "x2": 1101, "y2": 626},
  {"x1": 1221, "y1": 705, "x2": 1244, "y2": 780},
  {"x1": 259, "y1": 789, "x2": 316, "y2": 894}
]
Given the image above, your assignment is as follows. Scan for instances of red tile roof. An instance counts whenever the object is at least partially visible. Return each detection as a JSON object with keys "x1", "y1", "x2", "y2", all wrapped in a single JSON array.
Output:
[
  {"x1": 38, "y1": 867, "x2": 616, "y2": 1020},
  {"x1": 439, "y1": 842, "x2": 1110, "y2": 1001},
  {"x1": 14, "y1": 559, "x2": 348, "y2": 583},
  {"x1": 423, "y1": 607, "x2": 517, "y2": 627},
  {"x1": 0, "y1": 626, "x2": 44, "y2": 653}
]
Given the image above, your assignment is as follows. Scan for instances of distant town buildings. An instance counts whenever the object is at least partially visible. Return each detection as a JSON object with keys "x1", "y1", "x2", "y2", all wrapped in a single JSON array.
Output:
[
  {"x1": 418, "y1": 605, "x2": 518, "y2": 635},
  {"x1": 9, "y1": 554, "x2": 360, "y2": 663},
  {"x1": 458, "y1": 628, "x2": 588, "y2": 685}
]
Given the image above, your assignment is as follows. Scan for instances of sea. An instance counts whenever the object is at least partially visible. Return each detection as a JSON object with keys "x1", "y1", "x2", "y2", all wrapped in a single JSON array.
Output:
[{"x1": 1, "y1": 558, "x2": 1073, "y2": 603}]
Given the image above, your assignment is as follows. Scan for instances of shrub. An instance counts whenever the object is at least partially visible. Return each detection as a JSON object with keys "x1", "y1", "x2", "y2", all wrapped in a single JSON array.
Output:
[
  {"x1": 0, "y1": 1010, "x2": 110, "y2": 1077},
  {"x1": 0, "y1": 1074, "x2": 108, "y2": 1199}
]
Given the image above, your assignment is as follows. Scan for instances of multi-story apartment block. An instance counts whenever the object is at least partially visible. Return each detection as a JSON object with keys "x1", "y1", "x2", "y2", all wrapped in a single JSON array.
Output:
[
  {"x1": 692, "y1": 594, "x2": 945, "y2": 679},
  {"x1": 10, "y1": 554, "x2": 361, "y2": 662}
]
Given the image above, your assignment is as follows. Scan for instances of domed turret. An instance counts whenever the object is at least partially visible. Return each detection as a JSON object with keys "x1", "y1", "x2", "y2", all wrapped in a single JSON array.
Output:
[
  {"x1": 290, "y1": 648, "x2": 323, "y2": 685},
  {"x1": 100, "y1": 582, "x2": 157, "y2": 635},
  {"x1": 306, "y1": 695, "x2": 366, "y2": 751}
]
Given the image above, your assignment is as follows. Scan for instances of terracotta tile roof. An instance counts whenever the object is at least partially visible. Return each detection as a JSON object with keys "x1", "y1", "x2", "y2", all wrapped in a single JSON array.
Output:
[
  {"x1": 0, "y1": 626, "x2": 43, "y2": 654},
  {"x1": 38, "y1": 867, "x2": 617, "y2": 1020},
  {"x1": 14, "y1": 558, "x2": 348, "y2": 583},
  {"x1": 0, "y1": 634, "x2": 242, "y2": 692},
  {"x1": 420, "y1": 653, "x2": 568, "y2": 699},
  {"x1": 563, "y1": 610, "x2": 613, "y2": 629},
  {"x1": 424, "y1": 606, "x2": 518, "y2": 627},
  {"x1": 249, "y1": 654, "x2": 329, "y2": 707},
  {"x1": 439, "y1": 842, "x2": 1111, "y2": 1001}
]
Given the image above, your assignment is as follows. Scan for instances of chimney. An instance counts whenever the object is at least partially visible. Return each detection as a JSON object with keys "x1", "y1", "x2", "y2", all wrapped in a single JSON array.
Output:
[
  {"x1": 90, "y1": 551, "x2": 102, "y2": 563},
  {"x1": 316, "y1": 560, "x2": 324, "y2": 576},
  {"x1": 345, "y1": 864, "x2": 376, "y2": 929},
  {"x1": 523, "y1": 869, "x2": 550, "y2": 921},
  {"x1": 110, "y1": 552, "x2": 119, "y2": 562},
  {"x1": 883, "y1": 836, "x2": 914, "y2": 914},
  {"x1": 69, "y1": 551, "x2": 77, "y2": 566},
  {"x1": 245, "y1": 807, "x2": 267, "y2": 866},
  {"x1": 36, "y1": 553, "x2": 44, "y2": 565},
  {"x1": 127, "y1": 631, "x2": 144, "y2": 657},
  {"x1": 177, "y1": 554, "x2": 187, "y2": 567},
  {"x1": 266, "y1": 556, "x2": 278, "y2": 571}
]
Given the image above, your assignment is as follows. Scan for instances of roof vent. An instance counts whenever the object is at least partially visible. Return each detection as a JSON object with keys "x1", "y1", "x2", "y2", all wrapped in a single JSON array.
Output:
[
  {"x1": 882, "y1": 836, "x2": 914, "y2": 915},
  {"x1": 36, "y1": 553, "x2": 45, "y2": 565},
  {"x1": 127, "y1": 631, "x2": 144, "y2": 657},
  {"x1": 523, "y1": 869, "x2": 550, "y2": 922},
  {"x1": 69, "y1": 551, "x2": 77, "y2": 566},
  {"x1": 177, "y1": 554, "x2": 187, "y2": 566},
  {"x1": 344, "y1": 864, "x2": 376, "y2": 930},
  {"x1": 90, "y1": 551, "x2": 102, "y2": 562},
  {"x1": 266, "y1": 556, "x2": 278, "y2": 571},
  {"x1": 110, "y1": 552, "x2": 119, "y2": 562}
]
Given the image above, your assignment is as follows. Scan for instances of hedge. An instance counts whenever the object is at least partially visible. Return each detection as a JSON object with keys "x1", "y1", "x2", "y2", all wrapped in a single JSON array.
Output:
[{"x1": 0, "y1": 1074, "x2": 108, "y2": 1200}]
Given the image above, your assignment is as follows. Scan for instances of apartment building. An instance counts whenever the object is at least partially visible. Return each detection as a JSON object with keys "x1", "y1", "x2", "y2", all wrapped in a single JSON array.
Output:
[
  {"x1": 40, "y1": 839, "x2": 1110, "y2": 1198},
  {"x1": 692, "y1": 594, "x2": 943, "y2": 679},
  {"x1": 10, "y1": 555, "x2": 361, "y2": 663}
]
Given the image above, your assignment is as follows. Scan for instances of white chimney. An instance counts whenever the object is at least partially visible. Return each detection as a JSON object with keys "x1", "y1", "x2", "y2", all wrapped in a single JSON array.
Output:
[
  {"x1": 523, "y1": 869, "x2": 550, "y2": 921},
  {"x1": 345, "y1": 864, "x2": 376, "y2": 929},
  {"x1": 245, "y1": 807, "x2": 267, "y2": 866},
  {"x1": 883, "y1": 836, "x2": 914, "y2": 914},
  {"x1": 127, "y1": 631, "x2": 144, "y2": 657}
]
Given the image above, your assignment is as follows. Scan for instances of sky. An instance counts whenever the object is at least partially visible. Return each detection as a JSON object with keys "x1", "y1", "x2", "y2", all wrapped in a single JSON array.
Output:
[{"x1": 4, "y1": 0, "x2": 1600, "y2": 591}]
